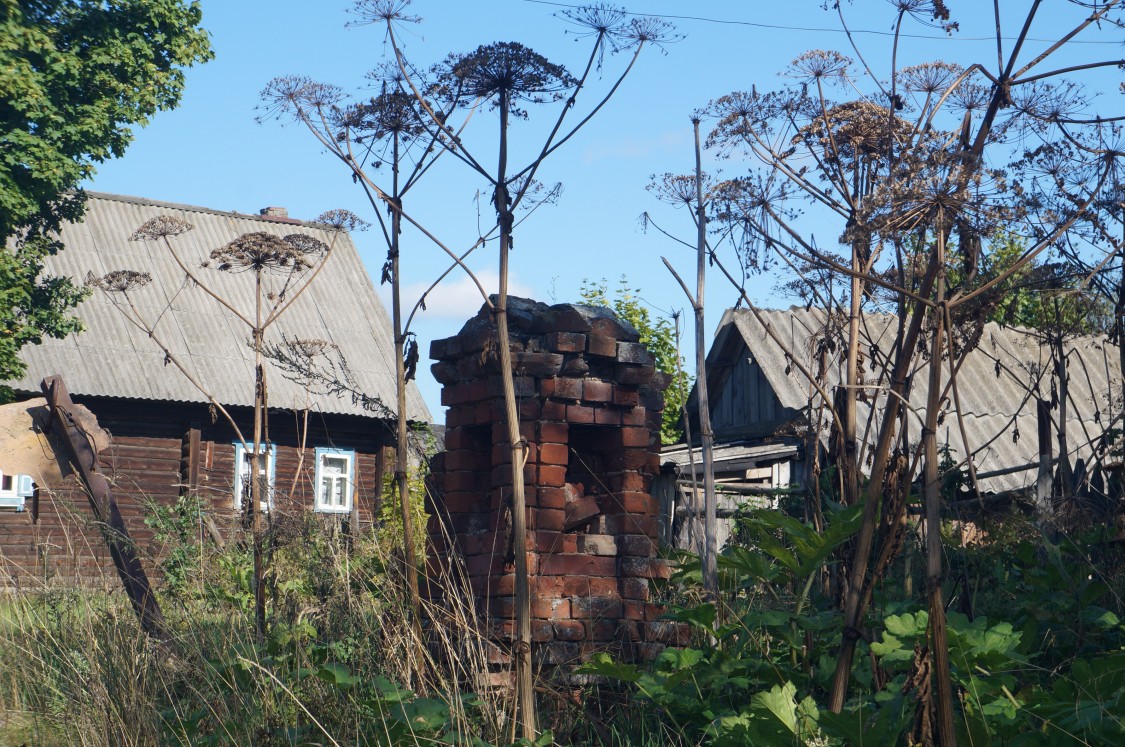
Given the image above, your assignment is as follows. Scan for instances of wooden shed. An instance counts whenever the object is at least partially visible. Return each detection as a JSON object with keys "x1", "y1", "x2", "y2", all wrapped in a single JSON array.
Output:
[
  {"x1": 0, "y1": 192, "x2": 430, "y2": 589},
  {"x1": 684, "y1": 306, "x2": 1122, "y2": 498}
]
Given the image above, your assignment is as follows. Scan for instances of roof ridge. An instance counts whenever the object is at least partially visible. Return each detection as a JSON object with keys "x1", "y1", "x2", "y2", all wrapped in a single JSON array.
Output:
[{"x1": 83, "y1": 191, "x2": 328, "y2": 229}]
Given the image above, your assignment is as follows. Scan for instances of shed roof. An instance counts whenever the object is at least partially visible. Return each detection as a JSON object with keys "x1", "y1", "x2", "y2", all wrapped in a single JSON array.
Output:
[
  {"x1": 708, "y1": 307, "x2": 1121, "y2": 494},
  {"x1": 11, "y1": 192, "x2": 430, "y2": 422}
]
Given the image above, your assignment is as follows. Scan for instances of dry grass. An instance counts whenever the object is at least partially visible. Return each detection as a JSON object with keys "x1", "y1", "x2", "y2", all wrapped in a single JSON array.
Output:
[{"x1": 0, "y1": 486, "x2": 518, "y2": 746}]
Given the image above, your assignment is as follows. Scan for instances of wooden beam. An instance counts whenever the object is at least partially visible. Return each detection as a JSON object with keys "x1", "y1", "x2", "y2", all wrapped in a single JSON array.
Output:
[
  {"x1": 41, "y1": 375, "x2": 167, "y2": 639},
  {"x1": 183, "y1": 427, "x2": 201, "y2": 493},
  {"x1": 182, "y1": 426, "x2": 224, "y2": 548}
]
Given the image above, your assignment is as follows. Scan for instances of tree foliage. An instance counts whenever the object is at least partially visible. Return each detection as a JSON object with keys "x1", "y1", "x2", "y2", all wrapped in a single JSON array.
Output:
[
  {"x1": 967, "y1": 234, "x2": 1109, "y2": 334},
  {"x1": 580, "y1": 277, "x2": 691, "y2": 445},
  {"x1": 0, "y1": 0, "x2": 212, "y2": 390}
]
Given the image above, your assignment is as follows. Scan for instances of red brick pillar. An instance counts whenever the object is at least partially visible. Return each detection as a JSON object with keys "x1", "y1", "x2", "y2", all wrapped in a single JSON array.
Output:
[{"x1": 429, "y1": 298, "x2": 674, "y2": 679}]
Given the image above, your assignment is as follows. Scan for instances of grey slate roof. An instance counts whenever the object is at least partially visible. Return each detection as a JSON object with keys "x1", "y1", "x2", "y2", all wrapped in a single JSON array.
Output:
[
  {"x1": 713, "y1": 307, "x2": 1121, "y2": 494},
  {"x1": 12, "y1": 192, "x2": 430, "y2": 423}
]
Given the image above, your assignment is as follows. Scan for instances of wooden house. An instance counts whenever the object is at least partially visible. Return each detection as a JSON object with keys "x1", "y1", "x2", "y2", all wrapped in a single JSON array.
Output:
[
  {"x1": 666, "y1": 306, "x2": 1122, "y2": 546},
  {"x1": 0, "y1": 192, "x2": 430, "y2": 588}
]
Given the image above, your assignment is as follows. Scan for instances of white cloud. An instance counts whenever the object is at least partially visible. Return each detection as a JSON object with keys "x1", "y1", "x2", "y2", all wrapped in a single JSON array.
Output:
[{"x1": 396, "y1": 270, "x2": 535, "y2": 319}]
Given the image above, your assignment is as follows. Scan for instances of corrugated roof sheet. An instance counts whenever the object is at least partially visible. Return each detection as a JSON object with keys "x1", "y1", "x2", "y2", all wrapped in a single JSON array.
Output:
[
  {"x1": 717, "y1": 307, "x2": 1121, "y2": 493},
  {"x1": 12, "y1": 192, "x2": 430, "y2": 422}
]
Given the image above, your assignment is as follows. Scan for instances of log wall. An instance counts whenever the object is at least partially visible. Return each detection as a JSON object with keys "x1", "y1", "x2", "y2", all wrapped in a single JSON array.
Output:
[{"x1": 0, "y1": 397, "x2": 395, "y2": 590}]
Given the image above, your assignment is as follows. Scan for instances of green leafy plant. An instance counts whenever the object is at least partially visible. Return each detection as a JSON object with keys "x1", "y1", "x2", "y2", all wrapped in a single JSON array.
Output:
[
  {"x1": 583, "y1": 494, "x2": 1125, "y2": 746},
  {"x1": 145, "y1": 494, "x2": 208, "y2": 599}
]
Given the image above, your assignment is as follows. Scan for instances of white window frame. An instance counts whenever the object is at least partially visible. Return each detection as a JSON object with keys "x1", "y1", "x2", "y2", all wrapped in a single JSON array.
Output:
[
  {"x1": 314, "y1": 448, "x2": 355, "y2": 514},
  {"x1": 233, "y1": 442, "x2": 276, "y2": 512},
  {"x1": 0, "y1": 471, "x2": 33, "y2": 512}
]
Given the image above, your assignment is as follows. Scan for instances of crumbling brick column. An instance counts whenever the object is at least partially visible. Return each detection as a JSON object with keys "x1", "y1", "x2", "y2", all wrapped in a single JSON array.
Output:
[{"x1": 429, "y1": 297, "x2": 675, "y2": 678}]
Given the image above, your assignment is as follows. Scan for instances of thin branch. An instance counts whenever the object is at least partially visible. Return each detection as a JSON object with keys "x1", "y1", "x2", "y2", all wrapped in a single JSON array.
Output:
[
  {"x1": 163, "y1": 239, "x2": 253, "y2": 328},
  {"x1": 660, "y1": 256, "x2": 697, "y2": 309}
]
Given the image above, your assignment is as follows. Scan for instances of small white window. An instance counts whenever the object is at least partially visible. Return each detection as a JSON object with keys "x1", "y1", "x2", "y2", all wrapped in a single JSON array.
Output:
[
  {"x1": 234, "y1": 442, "x2": 276, "y2": 512},
  {"x1": 314, "y1": 448, "x2": 354, "y2": 514},
  {"x1": 0, "y1": 470, "x2": 32, "y2": 512}
]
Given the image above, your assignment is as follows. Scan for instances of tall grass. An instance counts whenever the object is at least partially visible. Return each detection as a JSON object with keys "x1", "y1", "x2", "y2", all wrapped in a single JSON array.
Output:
[{"x1": 0, "y1": 489, "x2": 514, "y2": 746}]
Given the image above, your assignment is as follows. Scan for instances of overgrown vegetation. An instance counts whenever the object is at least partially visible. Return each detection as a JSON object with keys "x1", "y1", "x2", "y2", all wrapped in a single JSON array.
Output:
[
  {"x1": 5, "y1": 1, "x2": 1125, "y2": 746},
  {"x1": 0, "y1": 495, "x2": 520, "y2": 747},
  {"x1": 9, "y1": 479, "x2": 1124, "y2": 745},
  {"x1": 585, "y1": 495, "x2": 1125, "y2": 745}
]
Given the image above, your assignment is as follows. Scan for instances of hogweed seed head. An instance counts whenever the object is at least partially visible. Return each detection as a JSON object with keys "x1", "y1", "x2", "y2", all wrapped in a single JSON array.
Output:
[
  {"x1": 617, "y1": 16, "x2": 682, "y2": 50},
  {"x1": 315, "y1": 209, "x2": 369, "y2": 232},
  {"x1": 561, "y1": 3, "x2": 628, "y2": 36},
  {"x1": 283, "y1": 233, "x2": 330, "y2": 256},
  {"x1": 130, "y1": 216, "x2": 193, "y2": 240},
  {"x1": 86, "y1": 270, "x2": 153, "y2": 293},
  {"x1": 441, "y1": 42, "x2": 577, "y2": 116},
  {"x1": 209, "y1": 232, "x2": 313, "y2": 273},
  {"x1": 348, "y1": 0, "x2": 419, "y2": 26},
  {"x1": 787, "y1": 50, "x2": 852, "y2": 84},
  {"x1": 899, "y1": 62, "x2": 963, "y2": 95}
]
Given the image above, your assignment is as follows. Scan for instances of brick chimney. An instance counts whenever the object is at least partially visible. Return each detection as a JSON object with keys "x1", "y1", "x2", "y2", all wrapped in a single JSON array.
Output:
[
  {"x1": 428, "y1": 297, "x2": 679, "y2": 686},
  {"x1": 259, "y1": 206, "x2": 288, "y2": 218}
]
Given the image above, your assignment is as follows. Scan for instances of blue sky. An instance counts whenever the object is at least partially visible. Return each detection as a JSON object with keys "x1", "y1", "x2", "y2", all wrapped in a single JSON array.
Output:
[{"x1": 83, "y1": 1, "x2": 1123, "y2": 417}]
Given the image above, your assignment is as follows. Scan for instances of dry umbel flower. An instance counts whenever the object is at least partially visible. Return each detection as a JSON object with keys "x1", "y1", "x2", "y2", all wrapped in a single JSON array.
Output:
[
  {"x1": 348, "y1": 0, "x2": 420, "y2": 26},
  {"x1": 787, "y1": 50, "x2": 852, "y2": 84},
  {"x1": 315, "y1": 209, "x2": 368, "y2": 232},
  {"x1": 283, "y1": 233, "x2": 330, "y2": 256},
  {"x1": 648, "y1": 172, "x2": 713, "y2": 207},
  {"x1": 85, "y1": 269, "x2": 153, "y2": 293},
  {"x1": 209, "y1": 232, "x2": 313, "y2": 273},
  {"x1": 440, "y1": 42, "x2": 578, "y2": 117},
  {"x1": 290, "y1": 338, "x2": 337, "y2": 359},
  {"x1": 798, "y1": 100, "x2": 913, "y2": 160},
  {"x1": 130, "y1": 216, "x2": 193, "y2": 240},
  {"x1": 899, "y1": 62, "x2": 963, "y2": 96}
]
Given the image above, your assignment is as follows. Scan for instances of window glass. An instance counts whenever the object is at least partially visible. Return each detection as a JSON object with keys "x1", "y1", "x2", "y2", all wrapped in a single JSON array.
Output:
[
  {"x1": 315, "y1": 449, "x2": 354, "y2": 513},
  {"x1": 234, "y1": 443, "x2": 274, "y2": 511}
]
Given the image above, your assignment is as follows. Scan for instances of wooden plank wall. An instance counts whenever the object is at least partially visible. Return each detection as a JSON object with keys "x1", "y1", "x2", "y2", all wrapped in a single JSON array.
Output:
[
  {"x1": 711, "y1": 357, "x2": 789, "y2": 439},
  {"x1": 0, "y1": 399, "x2": 395, "y2": 590}
]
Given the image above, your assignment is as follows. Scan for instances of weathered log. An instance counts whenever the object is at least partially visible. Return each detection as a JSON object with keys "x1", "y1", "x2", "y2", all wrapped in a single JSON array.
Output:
[{"x1": 41, "y1": 375, "x2": 168, "y2": 639}]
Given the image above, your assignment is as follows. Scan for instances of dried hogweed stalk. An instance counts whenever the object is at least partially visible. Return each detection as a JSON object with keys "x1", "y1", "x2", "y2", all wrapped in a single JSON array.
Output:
[
  {"x1": 290, "y1": 338, "x2": 336, "y2": 359},
  {"x1": 442, "y1": 42, "x2": 578, "y2": 114},
  {"x1": 283, "y1": 233, "x2": 330, "y2": 256},
  {"x1": 209, "y1": 232, "x2": 313, "y2": 273},
  {"x1": 315, "y1": 209, "x2": 368, "y2": 232},
  {"x1": 616, "y1": 15, "x2": 682, "y2": 50},
  {"x1": 348, "y1": 0, "x2": 420, "y2": 26},
  {"x1": 648, "y1": 172, "x2": 712, "y2": 207},
  {"x1": 130, "y1": 215, "x2": 193, "y2": 240},
  {"x1": 86, "y1": 270, "x2": 153, "y2": 293},
  {"x1": 899, "y1": 61, "x2": 963, "y2": 95},
  {"x1": 787, "y1": 50, "x2": 852, "y2": 84}
]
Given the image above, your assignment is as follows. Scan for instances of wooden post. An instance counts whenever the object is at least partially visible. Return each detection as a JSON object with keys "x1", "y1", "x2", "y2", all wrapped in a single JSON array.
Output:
[
  {"x1": 182, "y1": 427, "x2": 202, "y2": 493},
  {"x1": 182, "y1": 426, "x2": 224, "y2": 547},
  {"x1": 41, "y1": 375, "x2": 167, "y2": 639}
]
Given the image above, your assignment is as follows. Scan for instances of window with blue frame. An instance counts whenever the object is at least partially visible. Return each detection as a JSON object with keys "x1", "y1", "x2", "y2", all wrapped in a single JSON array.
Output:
[
  {"x1": 233, "y1": 442, "x2": 276, "y2": 512},
  {"x1": 314, "y1": 448, "x2": 354, "y2": 514}
]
